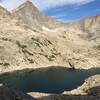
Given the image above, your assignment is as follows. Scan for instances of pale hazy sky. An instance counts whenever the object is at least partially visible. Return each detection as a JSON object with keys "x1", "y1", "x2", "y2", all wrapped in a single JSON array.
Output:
[{"x1": 0, "y1": 0, "x2": 100, "y2": 22}]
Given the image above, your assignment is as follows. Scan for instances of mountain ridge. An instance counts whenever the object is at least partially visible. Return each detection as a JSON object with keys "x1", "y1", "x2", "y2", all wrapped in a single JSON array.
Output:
[{"x1": 68, "y1": 15, "x2": 100, "y2": 44}]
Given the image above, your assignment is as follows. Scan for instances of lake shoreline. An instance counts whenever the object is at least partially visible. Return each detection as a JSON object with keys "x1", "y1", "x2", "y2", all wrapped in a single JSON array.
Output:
[
  {"x1": 0, "y1": 65, "x2": 100, "y2": 74},
  {"x1": 0, "y1": 66, "x2": 100, "y2": 94}
]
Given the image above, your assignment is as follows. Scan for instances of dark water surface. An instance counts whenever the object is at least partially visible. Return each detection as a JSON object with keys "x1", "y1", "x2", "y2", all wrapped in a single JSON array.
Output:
[{"x1": 0, "y1": 66, "x2": 100, "y2": 94}]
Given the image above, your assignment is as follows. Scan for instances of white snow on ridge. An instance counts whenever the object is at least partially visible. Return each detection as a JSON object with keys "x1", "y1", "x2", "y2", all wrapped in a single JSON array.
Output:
[{"x1": 42, "y1": 26, "x2": 53, "y2": 32}]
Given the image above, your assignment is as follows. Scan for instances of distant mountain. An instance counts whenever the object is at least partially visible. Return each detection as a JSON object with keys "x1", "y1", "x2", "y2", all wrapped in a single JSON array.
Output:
[
  {"x1": 70, "y1": 15, "x2": 100, "y2": 44},
  {"x1": 12, "y1": 1, "x2": 65, "y2": 30}
]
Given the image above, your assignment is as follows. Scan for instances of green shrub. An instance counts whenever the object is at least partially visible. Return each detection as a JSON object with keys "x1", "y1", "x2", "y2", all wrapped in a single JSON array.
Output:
[{"x1": 96, "y1": 45, "x2": 100, "y2": 49}]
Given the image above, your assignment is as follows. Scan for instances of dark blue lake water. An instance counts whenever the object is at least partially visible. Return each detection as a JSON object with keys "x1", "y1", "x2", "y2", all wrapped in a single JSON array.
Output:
[{"x1": 0, "y1": 67, "x2": 100, "y2": 94}]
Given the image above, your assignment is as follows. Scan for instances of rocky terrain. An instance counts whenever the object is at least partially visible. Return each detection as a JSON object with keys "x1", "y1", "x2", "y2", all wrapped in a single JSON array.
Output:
[
  {"x1": 0, "y1": 1, "x2": 100, "y2": 73},
  {"x1": 0, "y1": 1, "x2": 100, "y2": 100}
]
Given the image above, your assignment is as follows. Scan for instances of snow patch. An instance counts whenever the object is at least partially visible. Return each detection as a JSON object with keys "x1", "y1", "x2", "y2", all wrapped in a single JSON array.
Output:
[{"x1": 42, "y1": 26, "x2": 52, "y2": 32}]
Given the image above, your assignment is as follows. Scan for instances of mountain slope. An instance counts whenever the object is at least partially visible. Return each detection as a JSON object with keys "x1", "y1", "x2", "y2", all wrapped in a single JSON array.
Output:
[{"x1": 0, "y1": 2, "x2": 100, "y2": 72}]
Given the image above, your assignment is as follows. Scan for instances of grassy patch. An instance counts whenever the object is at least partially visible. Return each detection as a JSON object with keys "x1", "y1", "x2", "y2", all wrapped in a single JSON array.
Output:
[{"x1": 95, "y1": 45, "x2": 100, "y2": 50}]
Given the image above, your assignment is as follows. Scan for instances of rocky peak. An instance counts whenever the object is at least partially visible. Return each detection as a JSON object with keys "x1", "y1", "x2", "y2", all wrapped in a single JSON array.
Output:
[
  {"x1": 12, "y1": 1, "x2": 65, "y2": 30},
  {"x1": 12, "y1": 1, "x2": 45, "y2": 29},
  {"x1": 14, "y1": 0, "x2": 39, "y2": 14},
  {"x1": 12, "y1": 0, "x2": 42, "y2": 17}
]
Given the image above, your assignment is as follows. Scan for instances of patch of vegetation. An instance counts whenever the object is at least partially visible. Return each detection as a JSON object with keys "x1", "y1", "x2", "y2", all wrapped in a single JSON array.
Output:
[
  {"x1": 1, "y1": 37, "x2": 12, "y2": 42},
  {"x1": 0, "y1": 62, "x2": 10, "y2": 66},
  {"x1": 95, "y1": 45, "x2": 100, "y2": 50}
]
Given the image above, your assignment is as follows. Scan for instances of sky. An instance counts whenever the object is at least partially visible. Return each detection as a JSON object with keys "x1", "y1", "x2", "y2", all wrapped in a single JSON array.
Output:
[{"x1": 0, "y1": 0, "x2": 100, "y2": 22}]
